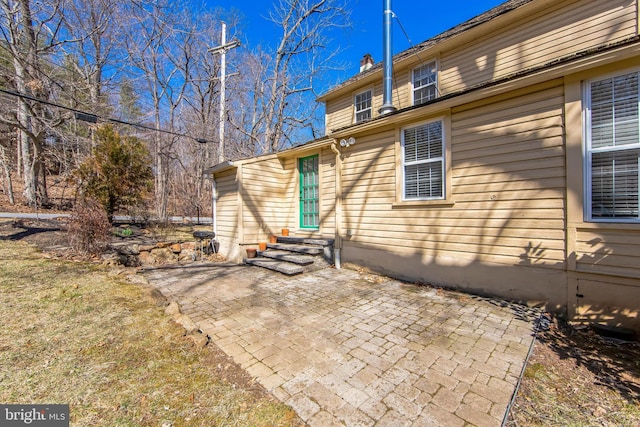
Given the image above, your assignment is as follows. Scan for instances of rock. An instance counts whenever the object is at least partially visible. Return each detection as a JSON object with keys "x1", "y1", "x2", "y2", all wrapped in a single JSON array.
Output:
[
  {"x1": 187, "y1": 332, "x2": 209, "y2": 349},
  {"x1": 139, "y1": 244, "x2": 155, "y2": 252},
  {"x1": 170, "y1": 243, "x2": 181, "y2": 254},
  {"x1": 174, "y1": 313, "x2": 198, "y2": 333},
  {"x1": 116, "y1": 245, "x2": 140, "y2": 256},
  {"x1": 156, "y1": 241, "x2": 172, "y2": 249},
  {"x1": 148, "y1": 288, "x2": 167, "y2": 306},
  {"x1": 101, "y1": 252, "x2": 121, "y2": 266},
  {"x1": 151, "y1": 247, "x2": 177, "y2": 264},
  {"x1": 137, "y1": 251, "x2": 155, "y2": 265},
  {"x1": 165, "y1": 301, "x2": 181, "y2": 316},
  {"x1": 181, "y1": 242, "x2": 195, "y2": 250},
  {"x1": 123, "y1": 255, "x2": 140, "y2": 267},
  {"x1": 178, "y1": 252, "x2": 195, "y2": 263}
]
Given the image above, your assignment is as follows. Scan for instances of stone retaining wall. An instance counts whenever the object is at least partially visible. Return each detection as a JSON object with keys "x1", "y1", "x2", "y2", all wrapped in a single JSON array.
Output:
[{"x1": 104, "y1": 240, "x2": 222, "y2": 267}]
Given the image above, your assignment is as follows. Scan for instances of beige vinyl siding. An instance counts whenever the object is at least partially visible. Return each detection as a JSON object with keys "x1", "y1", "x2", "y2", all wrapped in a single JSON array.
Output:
[
  {"x1": 370, "y1": 81, "x2": 384, "y2": 120},
  {"x1": 215, "y1": 168, "x2": 239, "y2": 239},
  {"x1": 342, "y1": 81, "x2": 566, "y2": 268},
  {"x1": 281, "y1": 157, "x2": 298, "y2": 232},
  {"x1": 449, "y1": 82, "x2": 566, "y2": 266},
  {"x1": 440, "y1": 0, "x2": 636, "y2": 94},
  {"x1": 342, "y1": 131, "x2": 396, "y2": 199},
  {"x1": 575, "y1": 228, "x2": 640, "y2": 279},
  {"x1": 325, "y1": 94, "x2": 353, "y2": 131},
  {"x1": 214, "y1": 168, "x2": 240, "y2": 256},
  {"x1": 394, "y1": 69, "x2": 412, "y2": 110},
  {"x1": 240, "y1": 158, "x2": 285, "y2": 242},
  {"x1": 319, "y1": 147, "x2": 336, "y2": 236}
]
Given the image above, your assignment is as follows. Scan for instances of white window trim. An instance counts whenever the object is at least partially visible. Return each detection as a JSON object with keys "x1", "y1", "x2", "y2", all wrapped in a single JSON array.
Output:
[
  {"x1": 411, "y1": 60, "x2": 438, "y2": 106},
  {"x1": 400, "y1": 118, "x2": 446, "y2": 201},
  {"x1": 354, "y1": 89, "x2": 372, "y2": 123},
  {"x1": 583, "y1": 69, "x2": 640, "y2": 223}
]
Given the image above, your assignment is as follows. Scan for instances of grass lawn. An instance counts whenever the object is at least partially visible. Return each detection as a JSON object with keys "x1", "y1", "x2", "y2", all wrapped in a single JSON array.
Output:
[{"x1": 0, "y1": 239, "x2": 300, "y2": 426}]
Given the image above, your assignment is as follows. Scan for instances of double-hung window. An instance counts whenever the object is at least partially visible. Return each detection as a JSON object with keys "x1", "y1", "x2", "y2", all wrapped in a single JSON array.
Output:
[
  {"x1": 355, "y1": 90, "x2": 372, "y2": 123},
  {"x1": 402, "y1": 120, "x2": 444, "y2": 200},
  {"x1": 585, "y1": 71, "x2": 640, "y2": 221},
  {"x1": 412, "y1": 61, "x2": 437, "y2": 105}
]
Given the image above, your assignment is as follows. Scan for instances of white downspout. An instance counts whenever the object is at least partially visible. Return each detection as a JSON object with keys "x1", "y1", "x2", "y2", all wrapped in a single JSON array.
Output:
[{"x1": 331, "y1": 141, "x2": 343, "y2": 269}]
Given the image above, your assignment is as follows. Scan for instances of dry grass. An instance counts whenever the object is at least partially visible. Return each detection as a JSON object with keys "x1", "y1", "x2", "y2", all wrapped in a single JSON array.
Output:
[
  {"x1": 0, "y1": 239, "x2": 299, "y2": 426},
  {"x1": 507, "y1": 319, "x2": 640, "y2": 426}
]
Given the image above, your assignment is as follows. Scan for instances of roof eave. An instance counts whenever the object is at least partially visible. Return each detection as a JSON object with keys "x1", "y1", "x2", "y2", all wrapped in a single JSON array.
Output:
[{"x1": 204, "y1": 161, "x2": 236, "y2": 175}]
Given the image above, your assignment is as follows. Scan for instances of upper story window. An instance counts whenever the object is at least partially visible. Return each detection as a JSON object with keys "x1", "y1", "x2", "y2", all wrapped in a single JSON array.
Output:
[
  {"x1": 402, "y1": 120, "x2": 444, "y2": 200},
  {"x1": 585, "y1": 71, "x2": 640, "y2": 222},
  {"x1": 354, "y1": 89, "x2": 372, "y2": 123},
  {"x1": 412, "y1": 61, "x2": 437, "y2": 105}
]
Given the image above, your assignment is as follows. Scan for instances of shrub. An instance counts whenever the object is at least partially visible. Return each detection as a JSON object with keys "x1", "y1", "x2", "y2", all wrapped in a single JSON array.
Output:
[
  {"x1": 75, "y1": 125, "x2": 153, "y2": 222},
  {"x1": 68, "y1": 199, "x2": 112, "y2": 255}
]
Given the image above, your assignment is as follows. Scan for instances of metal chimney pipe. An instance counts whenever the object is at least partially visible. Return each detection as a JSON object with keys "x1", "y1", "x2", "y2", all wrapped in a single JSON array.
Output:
[{"x1": 379, "y1": 0, "x2": 396, "y2": 115}]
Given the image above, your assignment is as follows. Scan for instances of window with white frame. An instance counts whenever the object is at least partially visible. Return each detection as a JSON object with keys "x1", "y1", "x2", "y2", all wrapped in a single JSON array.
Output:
[
  {"x1": 402, "y1": 120, "x2": 444, "y2": 200},
  {"x1": 585, "y1": 71, "x2": 640, "y2": 221},
  {"x1": 354, "y1": 89, "x2": 372, "y2": 123},
  {"x1": 413, "y1": 61, "x2": 437, "y2": 105}
]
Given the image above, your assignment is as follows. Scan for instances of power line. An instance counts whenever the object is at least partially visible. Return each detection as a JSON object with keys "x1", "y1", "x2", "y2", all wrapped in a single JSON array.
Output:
[{"x1": 0, "y1": 87, "x2": 211, "y2": 144}]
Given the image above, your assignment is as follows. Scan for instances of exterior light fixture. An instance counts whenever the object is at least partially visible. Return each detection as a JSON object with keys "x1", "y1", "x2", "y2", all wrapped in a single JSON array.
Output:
[{"x1": 339, "y1": 137, "x2": 357, "y2": 148}]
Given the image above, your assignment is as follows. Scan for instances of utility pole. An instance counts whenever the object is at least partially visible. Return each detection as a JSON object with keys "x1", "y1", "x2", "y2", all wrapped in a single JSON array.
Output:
[{"x1": 209, "y1": 22, "x2": 240, "y2": 164}]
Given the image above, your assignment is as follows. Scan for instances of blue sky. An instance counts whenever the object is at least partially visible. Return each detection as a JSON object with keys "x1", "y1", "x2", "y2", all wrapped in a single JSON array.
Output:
[{"x1": 205, "y1": 0, "x2": 506, "y2": 92}]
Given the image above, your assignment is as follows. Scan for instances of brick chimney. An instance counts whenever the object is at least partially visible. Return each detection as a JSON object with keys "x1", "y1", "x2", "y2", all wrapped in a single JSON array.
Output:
[{"x1": 360, "y1": 53, "x2": 374, "y2": 72}]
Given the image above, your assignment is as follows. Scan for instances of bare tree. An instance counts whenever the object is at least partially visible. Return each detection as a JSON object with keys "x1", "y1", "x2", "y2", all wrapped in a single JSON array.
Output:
[
  {"x1": 0, "y1": 0, "x2": 351, "y2": 217},
  {"x1": 173, "y1": 12, "x2": 229, "y2": 217},
  {"x1": 122, "y1": 0, "x2": 179, "y2": 220},
  {"x1": 0, "y1": 0, "x2": 68, "y2": 207},
  {"x1": 62, "y1": 0, "x2": 121, "y2": 111},
  {"x1": 122, "y1": 0, "x2": 226, "y2": 220},
  {"x1": 250, "y1": 0, "x2": 349, "y2": 152}
]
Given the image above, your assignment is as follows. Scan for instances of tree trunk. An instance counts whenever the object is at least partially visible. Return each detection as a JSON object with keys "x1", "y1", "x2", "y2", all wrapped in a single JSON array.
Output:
[
  {"x1": 0, "y1": 144, "x2": 15, "y2": 205},
  {"x1": 14, "y1": 0, "x2": 39, "y2": 207},
  {"x1": 19, "y1": 115, "x2": 36, "y2": 206}
]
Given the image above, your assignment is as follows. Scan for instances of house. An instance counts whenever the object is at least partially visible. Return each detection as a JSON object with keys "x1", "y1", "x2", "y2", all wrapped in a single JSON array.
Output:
[{"x1": 207, "y1": 0, "x2": 640, "y2": 332}]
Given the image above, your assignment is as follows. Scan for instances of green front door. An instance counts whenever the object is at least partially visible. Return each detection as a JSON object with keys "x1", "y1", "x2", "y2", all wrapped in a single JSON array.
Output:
[{"x1": 299, "y1": 155, "x2": 319, "y2": 229}]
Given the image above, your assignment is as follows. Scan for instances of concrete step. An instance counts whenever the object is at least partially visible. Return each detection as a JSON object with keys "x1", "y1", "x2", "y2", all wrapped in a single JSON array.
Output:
[
  {"x1": 257, "y1": 250, "x2": 316, "y2": 265},
  {"x1": 244, "y1": 257, "x2": 304, "y2": 275},
  {"x1": 276, "y1": 236, "x2": 334, "y2": 246},
  {"x1": 267, "y1": 243, "x2": 324, "y2": 255}
]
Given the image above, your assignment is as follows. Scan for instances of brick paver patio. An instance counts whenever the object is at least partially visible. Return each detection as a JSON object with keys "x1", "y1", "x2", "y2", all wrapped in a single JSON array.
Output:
[{"x1": 142, "y1": 264, "x2": 538, "y2": 426}]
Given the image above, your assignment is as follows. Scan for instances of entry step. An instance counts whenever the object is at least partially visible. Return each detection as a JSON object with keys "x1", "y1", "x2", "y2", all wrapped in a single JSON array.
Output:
[
  {"x1": 257, "y1": 250, "x2": 316, "y2": 265},
  {"x1": 267, "y1": 243, "x2": 324, "y2": 255},
  {"x1": 276, "y1": 236, "x2": 334, "y2": 246},
  {"x1": 244, "y1": 257, "x2": 304, "y2": 275}
]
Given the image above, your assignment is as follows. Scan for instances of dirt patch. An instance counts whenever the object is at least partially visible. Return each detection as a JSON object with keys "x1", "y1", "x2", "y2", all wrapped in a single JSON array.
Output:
[
  {"x1": 0, "y1": 218, "x2": 69, "y2": 248},
  {"x1": 506, "y1": 316, "x2": 640, "y2": 425}
]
